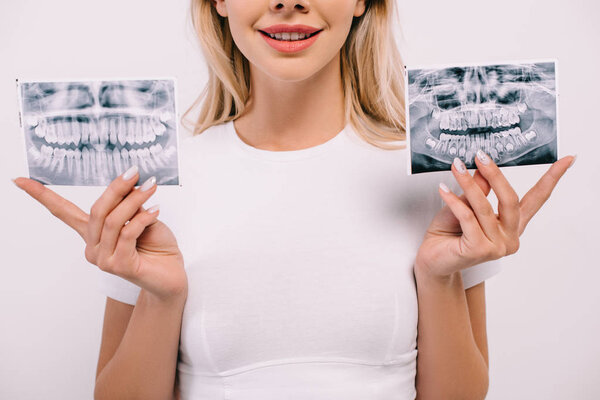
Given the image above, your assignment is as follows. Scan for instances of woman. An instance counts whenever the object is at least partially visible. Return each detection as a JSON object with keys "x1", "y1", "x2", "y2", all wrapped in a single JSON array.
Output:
[{"x1": 14, "y1": 0, "x2": 575, "y2": 399}]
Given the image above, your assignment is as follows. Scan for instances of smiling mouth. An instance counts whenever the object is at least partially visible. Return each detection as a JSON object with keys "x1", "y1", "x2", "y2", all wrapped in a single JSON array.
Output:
[{"x1": 258, "y1": 30, "x2": 322, "y2": 41}]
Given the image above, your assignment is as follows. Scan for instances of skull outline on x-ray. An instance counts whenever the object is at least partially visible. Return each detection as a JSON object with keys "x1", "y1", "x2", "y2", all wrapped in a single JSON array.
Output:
[{"x1": 408, "y1": 61, "x2": 557, "y2": 173}]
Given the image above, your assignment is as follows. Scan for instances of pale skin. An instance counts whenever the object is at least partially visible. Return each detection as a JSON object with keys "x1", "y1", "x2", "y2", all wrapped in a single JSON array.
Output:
[{"x1": 13, "y1": 0, "x2": 575, "y2": 399}]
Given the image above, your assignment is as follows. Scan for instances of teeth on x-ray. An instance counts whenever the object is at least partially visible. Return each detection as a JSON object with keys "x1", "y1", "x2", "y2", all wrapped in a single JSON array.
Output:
[
  {"x1": 19, "y1": 79, "x2": 179, "y2": 186},
  {"x1": 407, "y1": 61, "x2": 558, "y2": 174}
]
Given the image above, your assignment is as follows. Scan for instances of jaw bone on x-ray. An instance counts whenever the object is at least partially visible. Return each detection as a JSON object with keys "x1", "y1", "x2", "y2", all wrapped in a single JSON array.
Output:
[
  {"x1": 407, "y1": 61, "x2": 558, "y2": 174},
  {"x1": 18, "y1": 79, "x2": 179, "y2": 185}
]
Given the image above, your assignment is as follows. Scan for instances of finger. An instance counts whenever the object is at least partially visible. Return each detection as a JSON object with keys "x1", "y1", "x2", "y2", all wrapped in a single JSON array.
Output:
[
  {"x1": 457, "y1": 169, "x2": 491, "y2": 207},
  {"x1": 88, "y1": 165, "x2": 139, "y2": 246},
  {"x1": 451, "y1": 157, "x2": 501, "y2": 242},
  {"x1": 438, "y1": 183, "x2": 486, "y2": 243},
  {"x1": 13, "y1": 177, "x2": 88, "y2": 238},
  {"x1": 99, "y1": 176, "x2": 157, "y2": 257},
  {"x1": 112, "y1": 204, "x2": 161, "y2": 277},
  {"x1": 473, "y1": 150, "x2": 520, "y2": 236},
  {"x1": 518, "y1": 155, "x2": 575, "y2": 235},
  {"x1": 473, "y1": 169, "x2": 491, "y2": 196}
]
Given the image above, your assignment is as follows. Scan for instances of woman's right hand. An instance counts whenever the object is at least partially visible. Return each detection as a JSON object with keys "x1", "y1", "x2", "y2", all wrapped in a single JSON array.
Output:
[{"x1": 13, "y1": 165, "x2": 187, "y2": 303}]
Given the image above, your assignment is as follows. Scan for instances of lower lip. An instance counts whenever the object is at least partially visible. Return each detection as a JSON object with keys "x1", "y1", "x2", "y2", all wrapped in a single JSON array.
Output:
[{"x1": 259, "y1": 31, "x2": 321, "y2": 53}]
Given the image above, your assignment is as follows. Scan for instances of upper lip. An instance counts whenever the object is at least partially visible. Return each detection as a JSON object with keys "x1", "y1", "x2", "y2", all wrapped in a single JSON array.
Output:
[{"x1": 259, "y1": 24, "x2": 322, "y2": 34}]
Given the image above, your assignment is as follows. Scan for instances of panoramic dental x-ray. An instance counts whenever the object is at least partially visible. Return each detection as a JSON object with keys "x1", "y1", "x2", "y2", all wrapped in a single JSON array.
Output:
[
  {"x1": 406, "y1": 61, "x2": 558, "y2": 174},
  {"x1": 18, "y1": 79, "x2": 179, "y2": 186}
]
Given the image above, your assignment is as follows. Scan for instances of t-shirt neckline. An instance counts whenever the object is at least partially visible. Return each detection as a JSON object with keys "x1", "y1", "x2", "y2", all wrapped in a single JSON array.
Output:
[{"x1": 226, "y1": 120, "x2": 349, "y2": 162}]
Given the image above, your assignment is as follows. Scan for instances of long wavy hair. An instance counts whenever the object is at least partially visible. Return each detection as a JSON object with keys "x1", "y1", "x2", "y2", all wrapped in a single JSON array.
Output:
[{"x1": 182, "y1": 0, "x2": 407, "y2": 150}]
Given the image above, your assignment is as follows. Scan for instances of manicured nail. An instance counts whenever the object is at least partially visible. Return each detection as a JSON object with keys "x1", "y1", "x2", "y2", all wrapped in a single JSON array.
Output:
[
  {"x1": 147, "y1": 204, "x2": 160, "y2": 214},
  {"x1": 140, "y1": 176, "x2": 156, "y2": 192},
  {"x1": 453, "y1": 157, "x2": 467, "y2": 174},
  {"x1": 568, "y1": 154, "x2": 577, "y2": 169},
  {"x1": 439, "y1": 182, "x2": 451, "y2": 193},
  {"x1": 476, "y1": 149, "x2": 490, "y2": 165},
  {"x1": 122, "y1": 165, "x2": 138, "y2": 180}
]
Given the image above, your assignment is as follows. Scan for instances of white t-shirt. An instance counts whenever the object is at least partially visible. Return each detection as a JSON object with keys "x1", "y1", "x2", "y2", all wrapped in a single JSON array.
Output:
[{"x1": 98, "y1": 120, "x2": 501, "y2": 400}]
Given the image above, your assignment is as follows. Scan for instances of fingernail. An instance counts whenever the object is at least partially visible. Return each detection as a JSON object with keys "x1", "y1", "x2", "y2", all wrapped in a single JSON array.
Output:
[
  {"x1": 140, "y1": 176, "x2": 156, "y2": 192},
  {"x1": 453, "y1": 157, "x2": 467, "y2": 174},
  {"x1": 122, "y1": 165, "x2": 138, "y2": 180},
  {"x1": 476, "y1": 149, "x2": 490, "y2": 165},
  {"x1": 439, "y1": 182, "x2": 451, "y2": 193},
  {"x1": 568, "y1": 154, "x2": 577, "y2": 169},
  {"x1": 147, "y1": 204, "x2": 160, "y2": 213}
]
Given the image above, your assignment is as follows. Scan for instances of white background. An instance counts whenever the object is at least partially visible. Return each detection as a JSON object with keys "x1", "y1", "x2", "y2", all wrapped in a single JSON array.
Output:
[{"x1": 1, "y1": 0, "x2": 598, "y2": 398}]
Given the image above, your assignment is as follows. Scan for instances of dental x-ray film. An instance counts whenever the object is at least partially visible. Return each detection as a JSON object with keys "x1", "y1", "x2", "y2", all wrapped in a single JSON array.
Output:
[
  {"x1": 406, "y1": 60, "x2": 558, "y2": 174},
  {"x1": 17, "y1": 78, "x2": 179, "y2": 185}
]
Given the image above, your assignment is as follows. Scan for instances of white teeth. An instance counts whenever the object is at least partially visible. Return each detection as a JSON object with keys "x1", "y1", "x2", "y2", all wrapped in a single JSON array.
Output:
[
  {"x1": 126, "y1": 119, "x2": 136, "y2": 144},
  {"x1": 80, "y1": 122, "x2": 89, "y2": 144},
  {"x1": 468, "y1": 111, "x2": 478, "y2": 127},
  {"x1": 269, "y1": 32, "x2": 308, "y2": 41},
  {"x1": 150, "y1": 143, "x2": 165, "y2": 167},
  {"x1": 136, "y1": 148, "x2": 149, "y2": 173},
  {"x1": 146, "y1": 118, "x2": 157, "y2": 142},
  {"x1": 88, "y1": 147, "x2": 97, "y2": 177},
  {"x1": 121, "y1": 148, "x2": 130, "y2": 170},
  {"x1": 25, "y1": 116, "x2": 39, "y2": 127},
  {"x1": 82, "y1": 147, "x2": 90, "y2": 180},
  {"x1": 97, "y1": 150, "x2": 107, "y2": 179},
  {"x1": 35, "y1": 124, "x2": 45, "y2": 138},
  {"x1": 46, "y1": 124, "x2": 57, "y2": 143},
  {"x1": 142, "y1": 147, "x2": 156, "y2": 170},
  {"x1": 72, "y1": 120, "x2": 81, "y2": 146},
  {"x1": 74, "y1": 149, "x2": 82, "y2": 176},
  {"x1": 425, "y1": 138, "x2": 437, "y2": 149},
  {"x1": 88, "y1": 120, "x2": 99, "y2": 145},
  {"x1": 524, "y1": 130, "x2": 537, "y2": 141},
  {"x1": 103, "y1": 118, "x2": 118, "y2": 145},
  {"x1": 108, "y1": 118, "x2": 117, "y2": 145},
  {"x1": 152, "y1": 120, "x2": 166, "y2": 136},
  {"x1": 440, "y1": 113, "x2": 449, "y2": 130},
  {"x1": 28, "y1": 145, "x2": 42, "y2": 164},
  {"x1": 50, "y1": 147, "x2": 66, "y2": 173},
  {"x1": 128, "y1": 148, "x2": 139, "y2": 171},
  {"x1": 41, "y1": 145, "x2": 53, "y2": 168},
  {"x1": 134, "y1": 118, "x2": 144, "y2": 145},
  {"x1": 66, "y1": 149, "x2": 75, "y2": 176},
  {"x1": 100, "y1": 120, "x2": 109, "y2": 144},
  {"x1": 517, "y1": 103, "x2": 527, "y2": 113},
  {"x1": 112, "y1": 147, "x2": 123, "y2": 176},
  {"x1": 159, "y1": 111, "x2": 173, "y2": 123},
  {"x1": 54, "y1": 122, "x2": 64, "y2": 145},
  {"x1": 117, "y1": 118, "x2": 127, "y2": 146}
]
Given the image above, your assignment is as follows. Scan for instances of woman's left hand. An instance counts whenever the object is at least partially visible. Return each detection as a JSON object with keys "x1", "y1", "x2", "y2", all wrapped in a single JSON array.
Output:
[{"x1": 414, "y1": 150, "x2": 576, "y2": 279}]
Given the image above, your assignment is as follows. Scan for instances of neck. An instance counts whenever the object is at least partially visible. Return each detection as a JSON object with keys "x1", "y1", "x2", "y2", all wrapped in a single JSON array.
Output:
[{"x1": 233, "y1": 53, "x2": 346, "y2": 151}]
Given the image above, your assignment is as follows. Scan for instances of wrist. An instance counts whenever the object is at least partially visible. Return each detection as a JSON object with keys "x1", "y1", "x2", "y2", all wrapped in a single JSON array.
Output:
[
  {"x1": 414, "y1": 262, "x2": 456, "y2": 287},
  {"x1": 141, "y1": 288, "x2": 187, "y2": 309}
]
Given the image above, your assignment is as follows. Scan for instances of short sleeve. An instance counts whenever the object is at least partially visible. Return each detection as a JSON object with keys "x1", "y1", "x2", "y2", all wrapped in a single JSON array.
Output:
[
  {"x1": 440, "y1": 171, "x2": 504, "y2": 290},
  {"x1": 97, "y1": 269, "x2": 141, "y2": 305},
  {"x1": 461, "y1": 259, "x2": 502, "y2": 289}
]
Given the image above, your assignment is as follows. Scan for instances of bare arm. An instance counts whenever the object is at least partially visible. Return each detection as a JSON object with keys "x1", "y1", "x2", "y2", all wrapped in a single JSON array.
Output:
[
  {"x1": 465, "y1": 281, "x2": 489, "y2": 368},
  {"x1": 95, "y1": 289, "x2": 186, "y2": 400},
  {"x1": 414, "y1": 269, "x2": 489, "y2": 400}
]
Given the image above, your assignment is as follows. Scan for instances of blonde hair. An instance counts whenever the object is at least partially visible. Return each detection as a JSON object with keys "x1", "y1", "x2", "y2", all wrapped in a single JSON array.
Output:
[{"x1": 183, "y1": 0, "x2": 406, "y2": 150}]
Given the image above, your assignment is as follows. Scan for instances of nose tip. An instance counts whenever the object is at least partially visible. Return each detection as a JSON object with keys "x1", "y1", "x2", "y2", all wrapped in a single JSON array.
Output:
[{"x1": 269, "y1": 0, "x2": 308, "y2": 13}]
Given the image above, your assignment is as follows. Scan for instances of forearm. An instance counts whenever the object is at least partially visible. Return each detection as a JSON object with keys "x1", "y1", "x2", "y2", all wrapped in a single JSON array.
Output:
[
  {"x1": 94, "y1": 289, "x2": 186, "y2": 400},
  {"x1": 414, "y1": 267, "x2": 489, "y2": 400}
]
